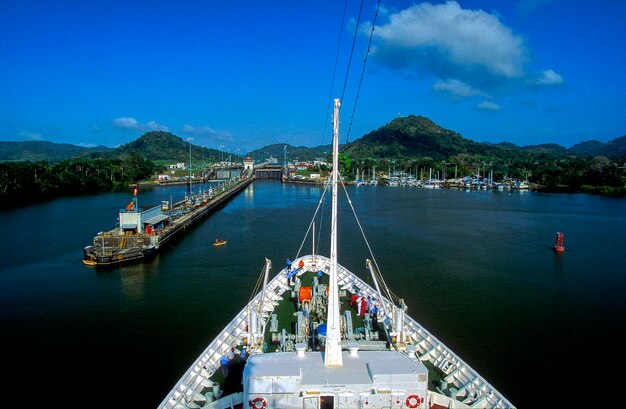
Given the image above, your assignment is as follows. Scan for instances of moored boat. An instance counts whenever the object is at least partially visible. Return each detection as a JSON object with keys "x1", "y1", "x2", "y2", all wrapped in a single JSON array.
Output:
[
  {"x1": 82, "y1": 258, "x2": 97, "y2": 267},
  {"x1": 82, "y1": 175, "x2": 252, "y2": 267}
]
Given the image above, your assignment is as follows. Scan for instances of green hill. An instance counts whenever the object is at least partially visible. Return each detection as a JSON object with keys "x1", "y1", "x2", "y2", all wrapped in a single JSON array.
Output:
[
  {"x1": 2, "y1": 121, "x2": 624, "y2": 168},
  {"x1": 249, "y1": 143, "x2": 331, "y2": 163},
  {"x1": 521, "y1": 143, "x2": 569, "y2": 155},
  {"x1": 0, "y1": 141, "x2": 110, "y2": 162},
  {"x1": 343, "y1": 115, "x2": 476, "y2": 160},
  {"x1": 115, "y1": 131, "x2": 222, "y2": 164},
  {"x1": 568, "y1": 135, "x2": 626, "y2": 158}
]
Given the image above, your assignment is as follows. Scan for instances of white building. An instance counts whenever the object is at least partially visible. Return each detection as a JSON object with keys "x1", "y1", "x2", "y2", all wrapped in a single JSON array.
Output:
[
  {"x1": 244, "y1": 156, "x2": 255, "y2": 172},
  {"x1": 169, "y1": 163, "x2": 186, "y2": 170},
  {"x1": 119, "y1": 205, "x2": 169, "y2": 235}
]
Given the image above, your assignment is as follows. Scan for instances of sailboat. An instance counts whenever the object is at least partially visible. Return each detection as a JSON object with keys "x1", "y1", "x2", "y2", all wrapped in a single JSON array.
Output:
[
  {"x1": 158, "y1": 100, "x2": 515, "y2": 409},
  {"x1": 423, "y1": 168, "x2": 440, "y2": 189}
]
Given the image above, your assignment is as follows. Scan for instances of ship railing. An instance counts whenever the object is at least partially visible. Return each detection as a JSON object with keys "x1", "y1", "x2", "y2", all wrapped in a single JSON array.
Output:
[
  {"x1": 158, "y1": 261, "x2": 289, "y2": 409},
  {"x1": 470, "y1": 392, "x2": 511, "y2": 409},
  {"x1": 161, "y1": 253, "x2": 515, "y2": 408},
  {"x1": 293, "y1": 254, "x2": 515, "y2": 409},
  {"x1": 402, "y1": 314, "x2": 516, "y2": 409},
  {"x1": 428, "y1": 391, "x2": 471, "y2": 409}
]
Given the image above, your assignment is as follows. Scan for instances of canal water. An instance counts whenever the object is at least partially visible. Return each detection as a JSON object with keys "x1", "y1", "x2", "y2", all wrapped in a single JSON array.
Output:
[{"x1": 1, "y1": 180, "x2": 624, "y2": 408}]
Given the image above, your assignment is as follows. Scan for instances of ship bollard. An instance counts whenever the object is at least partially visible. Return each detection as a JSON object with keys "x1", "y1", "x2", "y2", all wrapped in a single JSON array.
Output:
[{"x1": 204, "y1": 391, "x2": 214, "y2": 403}]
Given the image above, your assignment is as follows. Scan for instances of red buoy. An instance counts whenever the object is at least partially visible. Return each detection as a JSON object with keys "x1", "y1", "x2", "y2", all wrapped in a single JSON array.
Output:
[{"x1": 553, "y1": 232, "x2": 565, "y2": 252}]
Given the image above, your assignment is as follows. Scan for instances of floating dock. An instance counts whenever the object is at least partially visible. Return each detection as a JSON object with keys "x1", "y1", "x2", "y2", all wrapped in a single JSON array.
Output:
[{"x1": 83, "y1": 172, "x2": 253, "y2": 267}]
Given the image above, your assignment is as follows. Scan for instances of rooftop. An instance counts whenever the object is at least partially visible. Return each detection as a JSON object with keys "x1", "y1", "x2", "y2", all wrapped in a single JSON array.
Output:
[{"x1": 244, "y1": 349, "x2": 427, "y2": 393}]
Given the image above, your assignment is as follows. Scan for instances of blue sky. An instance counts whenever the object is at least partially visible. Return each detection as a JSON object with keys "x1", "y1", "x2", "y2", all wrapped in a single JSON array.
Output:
[{"x1": 1, "y1": 0, "x2": 625, "y2": 153}]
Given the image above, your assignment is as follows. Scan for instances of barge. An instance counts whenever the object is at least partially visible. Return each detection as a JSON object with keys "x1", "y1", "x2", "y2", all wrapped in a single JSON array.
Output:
[{"x1": 83, "y1": 172, "x2": 252, "y2": 267}]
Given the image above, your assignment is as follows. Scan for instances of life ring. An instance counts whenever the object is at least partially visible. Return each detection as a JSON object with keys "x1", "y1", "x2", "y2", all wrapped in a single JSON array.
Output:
[
  {"x1": 405, "y1": 394, "x2": 422, "y2": 408},
  {"x1": 249, "y1": 397, "x2": 267, "y2": 409}
]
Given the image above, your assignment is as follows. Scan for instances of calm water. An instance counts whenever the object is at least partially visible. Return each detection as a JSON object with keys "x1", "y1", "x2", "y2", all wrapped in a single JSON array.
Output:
[{"x1": 1, "y1": 181, "x2": 625, "y2": 408}]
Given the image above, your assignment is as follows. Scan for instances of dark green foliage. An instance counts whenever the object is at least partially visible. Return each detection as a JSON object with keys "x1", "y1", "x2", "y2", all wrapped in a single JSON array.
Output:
[
  {"x1": 0, "y1": 141, "x2": 111, "y2": 162},
  {"x1": 1, "y1": 120, "x2": 624, "y2": 202},
  {"x1": 345, "y1": 115, "x2": 475, "y2": 160},
  {"x1": 248, "y1": 143, "x2": 332, "y2": 163},
  {"x1": 115, "y1": 131, "x2": 222, "y2": 164},
  {"x1": 338, "y1": 153, "x2": 351, "y2": 174},
  {"x1": 569, "y1": 135, "x2": 626, "y2": 157},
  {"x1": 0, "y1": 156, "x2": 159, "y2": 209},
  {"x1": 331, "y1": 116, "x2": 625, "y2": 194}
]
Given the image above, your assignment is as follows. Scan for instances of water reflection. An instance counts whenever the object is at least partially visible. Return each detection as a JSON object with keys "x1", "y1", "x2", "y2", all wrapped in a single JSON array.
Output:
[{"x1": 3, "y1": 182, "x2": 625, "y2": 409}]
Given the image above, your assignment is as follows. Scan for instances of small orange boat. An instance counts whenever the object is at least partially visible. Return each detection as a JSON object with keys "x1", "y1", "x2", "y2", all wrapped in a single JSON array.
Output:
[{"x1": 213, "y1": 239, "x2": 227, "y2": 247}]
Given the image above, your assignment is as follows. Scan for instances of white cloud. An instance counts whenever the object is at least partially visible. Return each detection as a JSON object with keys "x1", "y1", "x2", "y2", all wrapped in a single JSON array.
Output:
[
  {"x1": 112, "y1": 117, "x2": 169, "y2": 132},
  {"x1": 112, "y1": 117, "x2": 139, "y2": 130},
  {"x1": 372, "y1": 1, "x2": 528, "y2": 84},
  {"x1": 145, "y1": 120, "x2": 169, "y2": 132},
  {"x1": 477, "y1": 101, "x2": 502, "y2": 111},
  {"x1": 369, "y1": 1, "x2": 565, "y2": 100},
  {"x1": 181, "y1": 124, "x2": 234, "y2": 143},
  {"x1": 181, "y1": 124, "x2": 216, "y2": 137},
  {"x1": 529, "y1": 69, "x2": 564, "y2": 86},
  {"x1": 433, "y1": 79, "x2": 486, "y2": 98}
]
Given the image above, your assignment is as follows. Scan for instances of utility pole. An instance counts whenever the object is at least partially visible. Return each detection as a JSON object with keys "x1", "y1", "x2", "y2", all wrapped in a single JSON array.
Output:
[
  {"x1": 187, "y1": 138, "x2": 193, "y2": 197},
  {"x1": 283, "y1": 145, "x2": 287, "y2": 167}
]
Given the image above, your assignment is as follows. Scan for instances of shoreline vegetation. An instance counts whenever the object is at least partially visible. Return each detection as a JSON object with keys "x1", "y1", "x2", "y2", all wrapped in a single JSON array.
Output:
[
  {"x1": 1, "y1": 154, "x2": 623, "y2": 211},
  {"x1": 0, "y1": 153, "x2": 158, "y2": 209},
  {"x1": 1, "y1": 119, "x2": 625, "y2": 209}
]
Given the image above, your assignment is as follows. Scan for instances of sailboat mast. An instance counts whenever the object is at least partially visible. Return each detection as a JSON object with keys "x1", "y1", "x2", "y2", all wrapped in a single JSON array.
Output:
[{"x1": 325, "y1": 98, "x2": 343, "y2": 367}]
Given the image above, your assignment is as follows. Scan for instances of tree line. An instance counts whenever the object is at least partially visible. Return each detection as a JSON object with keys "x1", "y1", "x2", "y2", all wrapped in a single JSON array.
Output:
[
  {"x1": 342, "y1": 151, "x2": 626, "y2": 195},
  {"x1": 1, "y1": 145, "x2": 624, "y2": 210},
  {"x1": 0, "y1": 152, "x2": 160, "y2": 209}
]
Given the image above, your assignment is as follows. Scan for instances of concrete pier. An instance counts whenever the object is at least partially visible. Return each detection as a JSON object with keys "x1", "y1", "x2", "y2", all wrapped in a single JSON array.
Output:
[{"x1": 83, "y1": 172, "x2": 253, "y2": 267}]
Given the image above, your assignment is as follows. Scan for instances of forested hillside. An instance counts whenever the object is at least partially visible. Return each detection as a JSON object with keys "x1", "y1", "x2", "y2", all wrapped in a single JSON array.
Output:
[
  {"x1": 1, "y1": 117, "x2": 624, "y2": 207},
  {"x1": 0, "y1": 153, "x2": 158, "y2": 209},
  {"x1": 0, "y1": 141, "x2": 110, "y2": 162}
]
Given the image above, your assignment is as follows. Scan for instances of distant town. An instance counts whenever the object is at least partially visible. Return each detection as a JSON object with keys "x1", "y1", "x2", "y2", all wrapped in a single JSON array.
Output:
[{"x1": 149, "y1": 154, "x2": 532, "y2": 191}]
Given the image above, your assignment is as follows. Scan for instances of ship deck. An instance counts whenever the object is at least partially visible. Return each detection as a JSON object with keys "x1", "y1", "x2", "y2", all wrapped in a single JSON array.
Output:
[
  {"x1": 208, "y1": 270, "x2": 388, "y2": 391},
  {"x1": 159, "y1": 256, "x2": 515, "y2": 409}
]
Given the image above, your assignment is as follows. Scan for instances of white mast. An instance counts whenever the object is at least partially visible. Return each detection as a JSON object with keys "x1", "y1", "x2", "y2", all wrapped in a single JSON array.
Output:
[{"x1": 325, "y1": 98, "x2": 343, "y2": 367}]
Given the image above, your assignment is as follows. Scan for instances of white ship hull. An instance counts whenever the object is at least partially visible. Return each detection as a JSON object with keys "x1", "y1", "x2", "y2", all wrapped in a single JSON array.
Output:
[{"x1": 159, "y1": 255, "x2": 514, "y2": 409}]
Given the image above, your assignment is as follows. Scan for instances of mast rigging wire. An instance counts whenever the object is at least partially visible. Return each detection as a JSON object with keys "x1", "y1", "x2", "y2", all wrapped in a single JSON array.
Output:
[
  {"x1": 345, "y1": 0, "x2": 382, "y2": 145},
  {"x1": 338, "y1": 172, "x2": 399, "y2": 303},
  {"x1": 339, "y1": 0, "x2": 366, "y2": 106},
  {"x1": 321, "y1": 0, "x2": 349, "y2": 147},
  {"x1": 294, "y1": 172, "x2": 400, "y2": 305},
  {"x1": 294, "y1": 182, "x2": 330, "y2": 260},
  {"x1": 249, "y1": 262, "x2": 270, "y2": 302}
]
